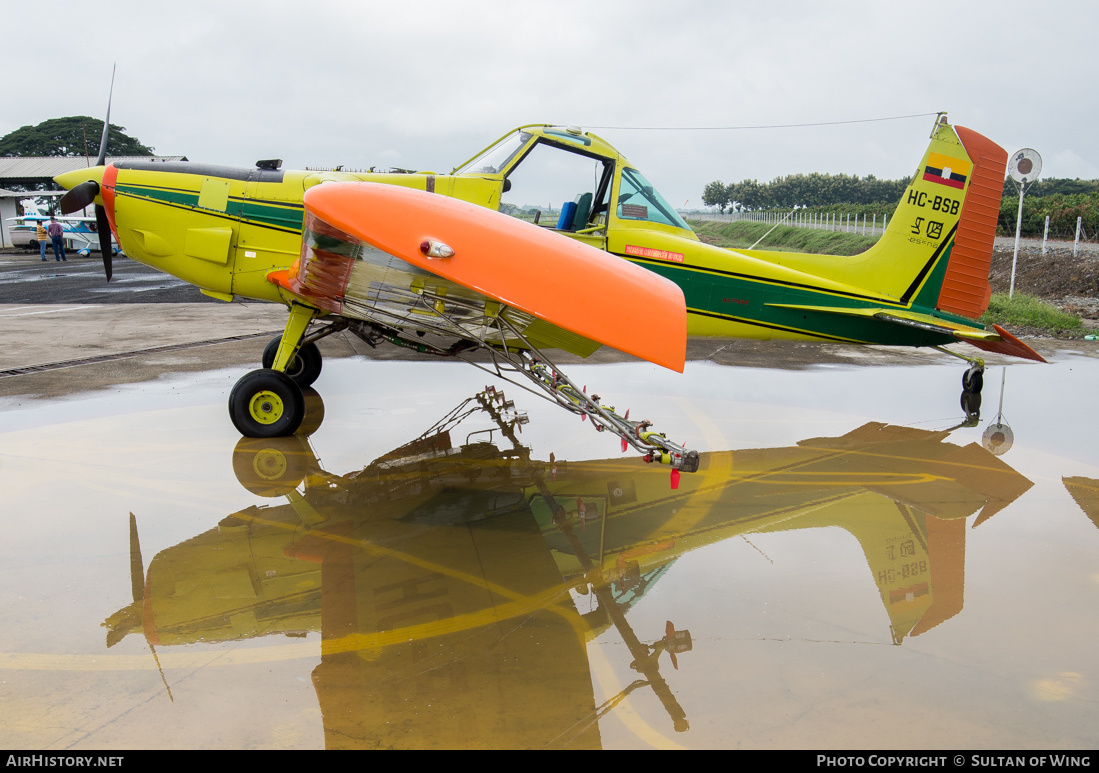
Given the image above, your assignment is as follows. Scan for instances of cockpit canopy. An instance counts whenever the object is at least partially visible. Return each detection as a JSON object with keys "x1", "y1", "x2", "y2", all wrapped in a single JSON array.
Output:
[{"x1": 453, "y1": 127, "x2": 691, "y2": 234}]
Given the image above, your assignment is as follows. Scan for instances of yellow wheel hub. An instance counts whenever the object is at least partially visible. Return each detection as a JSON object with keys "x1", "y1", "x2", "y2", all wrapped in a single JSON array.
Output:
[
  {"x1": 248, "y1": 390, "x2": 285, "y2": 425},
  {"x1": 251, "y1": 449, "x2": 288, "y2": 480}
]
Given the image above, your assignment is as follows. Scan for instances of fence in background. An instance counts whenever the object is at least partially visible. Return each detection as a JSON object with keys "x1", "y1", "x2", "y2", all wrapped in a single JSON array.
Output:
[{"x1": 690, "y1": 210, "x2": 890, "y2": 237}]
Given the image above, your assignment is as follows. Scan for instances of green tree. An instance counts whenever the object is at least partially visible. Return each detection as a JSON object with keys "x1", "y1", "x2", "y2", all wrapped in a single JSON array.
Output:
[
  {"x1": 728, "y1": 179, "x2": 769, "y2": 211},
  {"x1": 0, "y1": 116, "x2": 154, "y2": 158},
  {"x1": 702, "y1": 180, "x2": 730, "y2": 212}
]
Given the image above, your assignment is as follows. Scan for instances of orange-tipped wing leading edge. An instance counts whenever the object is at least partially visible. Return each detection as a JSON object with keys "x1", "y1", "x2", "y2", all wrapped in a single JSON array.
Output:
[{"x1": 301, "y1": 182, "x2": 687, "y2": 372}]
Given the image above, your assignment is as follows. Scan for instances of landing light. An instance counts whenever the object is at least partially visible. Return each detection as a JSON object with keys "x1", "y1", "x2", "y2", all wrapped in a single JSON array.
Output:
[{"x1": 419, "y1": 239, "x2": 455, "y2": 259}]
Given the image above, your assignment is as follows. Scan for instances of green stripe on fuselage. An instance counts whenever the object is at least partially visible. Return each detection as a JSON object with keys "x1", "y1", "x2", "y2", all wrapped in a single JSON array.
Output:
[
  {"x1": 624, "y1": 253, "x2": 964, "y2": 348},
  {"x1": 116, "y1": 183, "x2": 305, "y2": 233}
]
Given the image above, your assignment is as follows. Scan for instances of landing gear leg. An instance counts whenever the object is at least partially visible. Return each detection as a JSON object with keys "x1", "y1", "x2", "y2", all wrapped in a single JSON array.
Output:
[
  {"x1": 228, "y1": 304, "x2": 320, "y2": 438},
  {"x1": 269, "y1": 304, "x2": 320, "y2": 377},
  {"x1": 263, "y1": 335, "x2": 322, "y2": 388}
]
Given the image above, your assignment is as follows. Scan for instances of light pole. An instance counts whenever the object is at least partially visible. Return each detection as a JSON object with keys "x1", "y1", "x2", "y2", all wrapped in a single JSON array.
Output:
[{"x1": 1008, "y1": 148, "x2": 1042, "y2": 299}]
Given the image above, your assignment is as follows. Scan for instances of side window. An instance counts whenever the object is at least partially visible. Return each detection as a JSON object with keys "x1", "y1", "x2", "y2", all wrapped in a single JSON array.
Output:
[
  {"x1": 499, "y1": 141, "x2": 612, "y2": 231},
  {"x1": 616, "y1": 168, "x2": 691, "y2": 230}
]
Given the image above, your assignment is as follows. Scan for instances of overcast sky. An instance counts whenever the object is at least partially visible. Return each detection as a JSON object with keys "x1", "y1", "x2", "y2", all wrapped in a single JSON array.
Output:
[{"x1": 4, "y1": 0, "x2": 1095, "y2": 208}]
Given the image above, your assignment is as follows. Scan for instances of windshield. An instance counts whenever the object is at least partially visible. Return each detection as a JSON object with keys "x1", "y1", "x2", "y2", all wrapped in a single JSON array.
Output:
[
  {"x1": 453, "y1": 131, "x2": 535, "y2": 175},
  {"x1": 616, "y1": 168, "x2": 690, "y2": 230}
]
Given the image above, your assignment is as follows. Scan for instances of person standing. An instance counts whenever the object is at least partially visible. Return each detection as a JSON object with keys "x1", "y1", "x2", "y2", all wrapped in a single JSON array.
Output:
[
  {"x1": 36, "y1": 221, "x2": 48, "y2": 260},
  {"x1": 47, "y1": 216, "x2": 67, "y2": 262}
]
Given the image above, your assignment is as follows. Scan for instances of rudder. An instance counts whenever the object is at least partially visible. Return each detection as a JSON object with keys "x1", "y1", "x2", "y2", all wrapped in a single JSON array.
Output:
[{"x1": 936, "y1": 126, "x2": 1008, "y2": 318}]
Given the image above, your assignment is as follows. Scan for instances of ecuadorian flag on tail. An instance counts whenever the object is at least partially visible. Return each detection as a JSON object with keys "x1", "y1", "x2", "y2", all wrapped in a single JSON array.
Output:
[{"x1": 923, "y1": 152, "x2": 971, "y2": 190}]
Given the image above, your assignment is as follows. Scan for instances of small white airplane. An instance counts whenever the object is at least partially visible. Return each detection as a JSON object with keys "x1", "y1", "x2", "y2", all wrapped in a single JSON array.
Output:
[{"x1": 7, "y1": 200, "x2": 120, "y2": 254}]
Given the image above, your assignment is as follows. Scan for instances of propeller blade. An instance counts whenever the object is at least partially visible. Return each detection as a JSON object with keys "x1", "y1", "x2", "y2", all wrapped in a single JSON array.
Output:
[
  {"x1": 95, "y1": 65, "x2": 116, "y2": 168},
  {"x1": 59, "y1": 180, "x2": 100, "y2": 215},
  {"x1": 96, "y1": 205, "x2": 113, "y2": 281},
  {"x1": 128, "y1": 512, "x2": 144, "y2": 605}
]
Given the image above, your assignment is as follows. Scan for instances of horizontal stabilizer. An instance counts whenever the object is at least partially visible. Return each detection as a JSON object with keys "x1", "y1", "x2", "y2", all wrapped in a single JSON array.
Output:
[
  {"x1": 768, "y1": 303, "x2": 1046, "y2": 362},
  {"x1": 963, "y1": 324, "x2": 1047, "y2": 362}
]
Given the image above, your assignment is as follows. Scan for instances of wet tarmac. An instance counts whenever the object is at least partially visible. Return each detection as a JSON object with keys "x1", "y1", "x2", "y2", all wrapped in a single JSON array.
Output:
[{"x1": 1, "y1": 301, "x2": 1098, "y2": 750}]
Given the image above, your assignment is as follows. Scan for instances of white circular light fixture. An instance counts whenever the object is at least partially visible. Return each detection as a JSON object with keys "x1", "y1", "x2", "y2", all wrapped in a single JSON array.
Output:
[{"x1": 1008, "y1": 148, "x2": 1042, "y2": 183}]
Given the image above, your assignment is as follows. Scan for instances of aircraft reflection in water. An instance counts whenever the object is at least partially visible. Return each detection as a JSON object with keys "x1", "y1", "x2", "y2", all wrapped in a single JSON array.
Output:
[
  {"x1": 1064, "y1": 477, "x2": 1099, "y2": 531},
  {"x1": 104, "y1": 390, "x2": 1034, "y2": 749}
]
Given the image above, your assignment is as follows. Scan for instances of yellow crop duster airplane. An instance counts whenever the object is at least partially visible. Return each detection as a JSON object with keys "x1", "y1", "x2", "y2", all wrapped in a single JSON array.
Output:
[{"x1": 56, "y1": 102, "x2": 1043, "y2": 477}]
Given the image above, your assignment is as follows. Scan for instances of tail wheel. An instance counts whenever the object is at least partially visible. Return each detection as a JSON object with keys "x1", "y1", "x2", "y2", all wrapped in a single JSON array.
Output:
[
  {"x1": 229, "y1": 369, "x2": 304, "y2": 438},
  {"x1": 262, "y1": 335, "x2": 323, "y2": 388},
  {"x1": 962, "y1": 366, "x2": 984, "y2": 394},
  {"x1": 961, "y1": 389, "x2": 982, "y2": 417}
]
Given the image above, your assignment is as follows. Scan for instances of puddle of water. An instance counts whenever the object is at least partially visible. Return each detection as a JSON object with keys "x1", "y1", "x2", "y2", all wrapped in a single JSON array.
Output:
[{"x1": 0, "y1": 356, "x2": 1096, "y2": 749}]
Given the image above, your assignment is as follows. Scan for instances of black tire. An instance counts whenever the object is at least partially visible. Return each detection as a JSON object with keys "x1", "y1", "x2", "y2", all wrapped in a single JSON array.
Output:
[
  {"x1": 228, "y1": 369, "x2": 305, "y2": 438},
  {"x1": 962, "y1": 367, "x2": 984, "y2": 394},
  {"x1": 232, "y1": 435, "x2": 311, "y2": 497},
  {"x1": 262, "y1": 335, "x2": 323, "y2": 388}
]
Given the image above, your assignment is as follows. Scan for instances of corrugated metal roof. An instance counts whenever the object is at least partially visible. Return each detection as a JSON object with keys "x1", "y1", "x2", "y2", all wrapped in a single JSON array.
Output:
[
  {"x1": 0, "y1": 187, "x2": 62, "y2": 198},
  {"x1": 0, "y1": 156, "x2": 187, "y2": 179}
]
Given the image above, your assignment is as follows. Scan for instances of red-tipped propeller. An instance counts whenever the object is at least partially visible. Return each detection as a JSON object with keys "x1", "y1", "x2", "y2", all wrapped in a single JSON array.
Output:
[{"x1": 59, "y1": 65, "x2": 116, "y2": 280}]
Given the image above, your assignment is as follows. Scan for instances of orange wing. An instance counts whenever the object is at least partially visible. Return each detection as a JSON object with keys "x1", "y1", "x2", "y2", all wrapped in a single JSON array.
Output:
[{"x1": 299, "y1": 182, "x2": 687, "y2": 372}]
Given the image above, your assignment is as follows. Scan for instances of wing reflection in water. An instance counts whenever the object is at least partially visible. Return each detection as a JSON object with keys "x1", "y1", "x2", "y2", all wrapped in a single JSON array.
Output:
[{"x1": 103, "y1": 388, "x2": 1033, "y2": 749}]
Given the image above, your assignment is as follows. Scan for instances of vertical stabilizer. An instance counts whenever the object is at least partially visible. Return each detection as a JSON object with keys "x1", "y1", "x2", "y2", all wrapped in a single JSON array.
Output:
[{"x1": 796, "y1": 117, "x2": 1004, "y2": 317}]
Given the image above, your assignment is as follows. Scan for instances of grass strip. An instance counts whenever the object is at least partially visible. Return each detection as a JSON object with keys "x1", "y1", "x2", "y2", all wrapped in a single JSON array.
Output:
[
  {"x1": 981, "y1": 292, "x2": 1082, "y2": 334},
  {"x1": 688, "y1": 220, "x2": 881, "y2": 256}
]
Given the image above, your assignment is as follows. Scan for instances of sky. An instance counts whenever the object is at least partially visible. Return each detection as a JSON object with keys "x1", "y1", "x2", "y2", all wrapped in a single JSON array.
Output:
[{"x1": 4, "y1": 0, "x2": 1096, "y2": 209}]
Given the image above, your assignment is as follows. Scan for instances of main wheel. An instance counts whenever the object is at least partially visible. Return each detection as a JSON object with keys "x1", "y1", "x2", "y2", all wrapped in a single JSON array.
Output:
[
  {"x1": 229, "y1": 369, "x2": 305, "y2": 438},
  {"x1": 262, "y1": 335, "x2": 322, "y2": 388}
]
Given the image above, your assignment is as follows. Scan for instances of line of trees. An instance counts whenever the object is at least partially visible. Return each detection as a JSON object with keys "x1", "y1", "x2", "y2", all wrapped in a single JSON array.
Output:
[
  {"x1": 702, "y1": 172, "x2": 1099, "y2": 239},
  {"x1": 702, "y1": 173, "x2": 911, "y2": 213},
  {"x1": 1001, "y1": 178, "x2": 1099, "y2": 198},
  {"x1": 999, "y1": 190, "x2": 1099, "y2": 240}
]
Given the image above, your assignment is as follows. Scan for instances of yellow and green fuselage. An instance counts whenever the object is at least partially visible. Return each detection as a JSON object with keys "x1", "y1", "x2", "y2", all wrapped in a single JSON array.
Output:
[{"x1": 56, "y1": 118, "x2": 1023, "y2": 359}]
